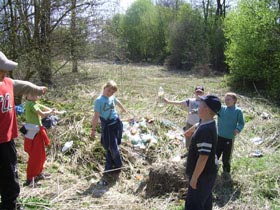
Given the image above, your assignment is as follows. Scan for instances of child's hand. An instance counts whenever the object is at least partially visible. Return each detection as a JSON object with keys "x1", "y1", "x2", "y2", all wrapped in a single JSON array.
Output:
[
  {"x1": 189, "y1": 108, "x2": 198, "y2": 114},
  {"x1": 190, "y1": 177, "x2": 198, "y2": 189},
  {"x1": 234, "y1": 129, "x2": 239, "y2": 136},
  {"x1": 163, "y1": 97, "x2": 169, "y2": 103},
  {"x1": 54, "y1": 110, "x2": 66, "y2": 114},
  {"x1": 184, "y1": 129, "x2": 193, "y2": 138},
  {"x1": 184, "y1": 123, "x2": 198, "y2": 138},
  {"x1": 41, "y1": 86, "x2": 48, "y2": 94}
]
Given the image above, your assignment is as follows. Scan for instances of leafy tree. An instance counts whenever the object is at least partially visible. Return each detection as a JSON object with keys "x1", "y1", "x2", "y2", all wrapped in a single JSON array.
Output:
[
  {"x1": 207, "y1": 14, "x2": 227, "y2": 72},
  {"x1": 104, "y1": 14, "x2": 128, "y2": 61},
  {"x1": 121, "y1": 0, "x2": 166, "y2": 62},
  {"x1": 224, "y1": 0, "x2": 280, "y2": 99},
  {"x1": 105, "y1": 0, "x2": 176, "y2": 63},
  {"x1": 166, "y1": 3, "x2": 209, "y2": 70},
  {"x1": 155, "y1": 2, "x2": 180, "y2": 64},
  {"x1": 200, "y1": 0, "x2": 229, "y2": 72}
]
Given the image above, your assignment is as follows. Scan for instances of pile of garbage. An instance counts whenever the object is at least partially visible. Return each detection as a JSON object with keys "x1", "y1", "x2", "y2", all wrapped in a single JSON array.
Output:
[
  {"x1": 123, "y1": 118, "x2": 158, "y2": 150},
  {"x1": 122, "y1": 117, "x2": 185, "y2": 150}
]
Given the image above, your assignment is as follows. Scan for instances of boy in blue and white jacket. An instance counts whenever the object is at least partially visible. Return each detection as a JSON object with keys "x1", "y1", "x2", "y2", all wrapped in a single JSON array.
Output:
[{"x1": 217, "y1": 92, "x2": 245, "y2": 176}]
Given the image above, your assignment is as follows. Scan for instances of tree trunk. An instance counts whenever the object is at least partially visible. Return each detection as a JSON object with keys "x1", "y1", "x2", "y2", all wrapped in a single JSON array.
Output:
[
  {"x1": 216, "y1": 0, "x2": 226, "y2": 18},
  {"x1": 71, "y1": 0, "x2": 78, "y2": 73},
  {"x1": 202, "y1": 0, "x2": 210, "y2": 24},
  {"x1": 216, "y1": 0, "x2": 222, "y2": 16},
  {"x1": 36, "y1": 0, "x2": 52, "y2": 85}
]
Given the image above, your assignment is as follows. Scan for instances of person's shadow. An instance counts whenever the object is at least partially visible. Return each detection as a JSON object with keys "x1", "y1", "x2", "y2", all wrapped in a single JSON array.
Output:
[
  {"x1": 79, "y1": 172, "x2": 120, "y2": 198},
  {"x1": 214, "y1": 174, "x2": 241, "y2": 207}
]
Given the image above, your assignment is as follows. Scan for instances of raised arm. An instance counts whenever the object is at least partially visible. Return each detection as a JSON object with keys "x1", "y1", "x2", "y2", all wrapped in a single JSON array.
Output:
[
  {"x1": 163, "y1": 97, "x2": 186, "y2": 106},
  {"x1": 13, "y1": 79, "x2": 47, "y2": 96},
  {"x1": 35, "y1": 104, "x2": 54, "y2": 118}
]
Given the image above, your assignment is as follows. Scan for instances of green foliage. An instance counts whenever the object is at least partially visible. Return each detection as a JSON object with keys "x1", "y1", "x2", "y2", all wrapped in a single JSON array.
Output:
[
  {"x1": 207, "y1": 16, "x2": 227, "y2": 72},
  {"x1": 224, "y1": 0, "x2": 280, "y2": 100},
  {"x1": 106, "y1": 14, "x2": 128, "y2": 60},
  {"x1": 243, "y1": 113, "x2": 255, "y2": 123},
  {"x1": 121, "y1": 0, "x2": 167, "y2": 62},
  {"x1": 166, "y1": 3, "x2": 210, "y2": 70},
  {"x1": 51, "y1": 20, "x2": 90, "y2": 61}
]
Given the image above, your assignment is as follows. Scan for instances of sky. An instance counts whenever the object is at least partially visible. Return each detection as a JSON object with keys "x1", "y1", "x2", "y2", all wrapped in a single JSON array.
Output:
[
  {"x1": 119, "y1": 0, "x2": 135, "y2": 12},
  {"x1": 117, "y1": 0, "x2": 195, "y2": 12}
]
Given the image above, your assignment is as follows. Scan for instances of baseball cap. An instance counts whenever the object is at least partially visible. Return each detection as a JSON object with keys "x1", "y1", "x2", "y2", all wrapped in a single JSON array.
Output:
[
  {"x1": 199, "y1": 95, "x2": 221, "y2": 115},
  {"x1": 0, "y1": 51, "x2": 18, "y2": 71},
  {"x1": 195, "y1": 86, "x2": 204, "y2": 92}
]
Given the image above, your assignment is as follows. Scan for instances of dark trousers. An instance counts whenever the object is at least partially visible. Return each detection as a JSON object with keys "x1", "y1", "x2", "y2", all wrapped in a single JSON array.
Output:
[
  {"x1": 105, "y1": 145, "x2": 122, "y2": 171},
  {"x1": 185, "y1": 173, "x2": 217, "y2": 210},
  {"x1": 216, "y1": 136, "x2": 233, "y2": 173},
  {"x1": 0, "y1": 140, "x2": 20, "y2": 210},
  {"x1": 100, "y1": 118, "x2": 123, "y2": 171}
]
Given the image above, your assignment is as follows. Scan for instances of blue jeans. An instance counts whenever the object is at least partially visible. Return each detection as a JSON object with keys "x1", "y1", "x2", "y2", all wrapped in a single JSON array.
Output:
[{"x1": 100, "y1": 118, "x2": 123, "y2": 171}]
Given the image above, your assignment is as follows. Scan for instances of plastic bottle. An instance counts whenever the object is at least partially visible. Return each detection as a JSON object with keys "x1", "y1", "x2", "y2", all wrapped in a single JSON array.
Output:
[
  {"x1": 62, "y1": 140, "x2": 73, "y2": 152},
  {"x1": 158, "y1": 86, "x2": 164, "y2": 107}
]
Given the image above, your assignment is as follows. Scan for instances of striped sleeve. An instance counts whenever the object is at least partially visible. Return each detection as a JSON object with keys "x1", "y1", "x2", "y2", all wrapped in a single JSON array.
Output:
[{"x1": 197, "y1": 142, "x2": 213, "y2": 155}]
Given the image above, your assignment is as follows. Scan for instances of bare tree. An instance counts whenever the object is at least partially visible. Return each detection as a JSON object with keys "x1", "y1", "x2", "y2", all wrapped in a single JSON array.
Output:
[
  {"x1": 36, "y1": 0, "x2": 52, "y2": 84},
  {"x1": 71, "y1": 0, "x2": 78, "y2": 72},
  {"x1": 216, "y1": 0, "x2": 226, "y2": 18},
  {"x1": 0, "y1": 0, "x2": 107, "y2": 83},
  {"x1": 202, "y1": 0, "x2": 210, "y2": 23}
]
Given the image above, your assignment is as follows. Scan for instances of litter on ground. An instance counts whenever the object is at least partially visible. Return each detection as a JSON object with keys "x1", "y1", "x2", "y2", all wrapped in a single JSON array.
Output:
[{"x1": 250, "y1": 137, "x2": 264, "y2": 145}]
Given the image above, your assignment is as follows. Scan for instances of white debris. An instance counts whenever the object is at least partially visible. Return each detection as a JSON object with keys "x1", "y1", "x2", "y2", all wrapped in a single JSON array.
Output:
[
  {"x1": 250, "y1": 137, "x2": 264, "y2": 145},
  {"x1": 62, "y1": 141, "x2": 73, "y2": 152},
  {"x1": 261, "y1": 112, "x2": 270, "y2": 119}
]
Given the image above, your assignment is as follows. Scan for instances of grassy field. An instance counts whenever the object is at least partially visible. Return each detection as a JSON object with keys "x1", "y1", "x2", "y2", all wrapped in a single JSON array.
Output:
[{"x1": 16, "y1": 62, "x2": 280, "y2": 210}]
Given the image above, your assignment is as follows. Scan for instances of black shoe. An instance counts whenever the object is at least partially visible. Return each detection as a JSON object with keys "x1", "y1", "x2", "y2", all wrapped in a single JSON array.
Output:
[
  {"x1": 16, "y1": 204, "x2": 24, "y2": 210},
  {"x1": 222, "y1": 172, "x2": 231, "y2": 181},
  {"x1": 35, "y1": 173, "x2": 51, "y2": 181},
  {"x1": 23, "y1": 179, "x2": 41, "y2": 187}
]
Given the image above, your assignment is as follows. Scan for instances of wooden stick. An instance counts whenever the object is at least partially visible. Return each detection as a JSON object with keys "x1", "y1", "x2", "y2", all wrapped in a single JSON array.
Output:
[{"x1": 102, "y1": 166, "x2": 129, "y2": 174}]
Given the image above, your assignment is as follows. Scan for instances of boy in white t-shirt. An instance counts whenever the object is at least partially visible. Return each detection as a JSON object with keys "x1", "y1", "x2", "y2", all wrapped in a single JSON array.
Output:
[{"x1": 163, "y1": 86, "x2": 204, "y2": 148}]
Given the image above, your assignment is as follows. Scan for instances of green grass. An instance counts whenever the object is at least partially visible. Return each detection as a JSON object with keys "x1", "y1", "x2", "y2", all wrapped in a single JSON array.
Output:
[
  {"x1": 19, "y1": 196, "x2": 51, "y2": 210},
  {"x1": 233, "y1": 151, "x2": 280, "y2": 204}
]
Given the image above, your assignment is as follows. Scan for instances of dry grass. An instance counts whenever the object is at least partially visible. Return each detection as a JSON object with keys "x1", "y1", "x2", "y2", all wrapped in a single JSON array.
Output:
[{"x1": 15, "y1": 61, "x2": 280, "y2": 210}]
